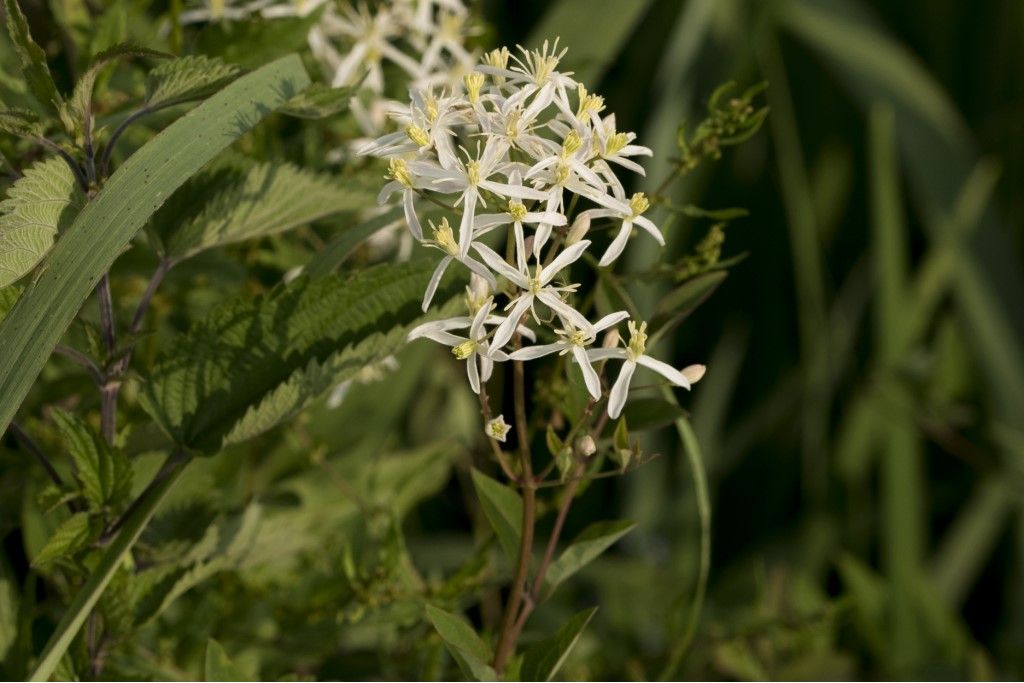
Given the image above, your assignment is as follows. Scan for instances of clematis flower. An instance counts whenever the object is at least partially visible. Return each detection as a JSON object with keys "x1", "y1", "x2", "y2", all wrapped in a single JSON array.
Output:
[
  {"x1": 421, "y1": 218, "x2": 496, "y2": 310},
  {"x1": 587, "y1": 320, "x2": 696, "y2": 419}
]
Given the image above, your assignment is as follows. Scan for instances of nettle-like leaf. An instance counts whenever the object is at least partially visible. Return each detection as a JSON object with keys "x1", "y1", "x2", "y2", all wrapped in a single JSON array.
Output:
[
  {"x1": 426, "y1": 605, "x2": 497, "y2": 681},
  {"x1": 33, "y1": 512, "x2": 98, "y2": 566},
  {"x1": 150, "y1": 153, "x2": 373, "y2": 262},
  {"x1": 0, "y1": 106, "x2": 44, "y2": 138},
  {"x1": 279, "y1": 82, "x2": 356, "y2": 119},
  {"x1": 144, "y1": 55, "x2": 243, "y2": 110},
  {"x1": 140, "y1": 259, "x2": 461, "y2": 453},
  {"x1": 2, "y1": 0, "x2": 63, "y2": 111},
  {"x1": 470, "y1": 468, "x2": 523, "y2": 563},
  {"x1": 205, "y1": 639, "x2": 248, "y2": 681},
  {"x1": 51, "y1": 408, "x2": 132, "y2": 511},
  {"x1": 0, "y1": 157, "x2": 85, "y2": 288}
]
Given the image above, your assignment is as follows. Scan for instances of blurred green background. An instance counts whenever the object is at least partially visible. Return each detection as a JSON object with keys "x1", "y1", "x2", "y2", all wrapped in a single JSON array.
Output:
[{"x1": 483, "y1": 0, "x2": 1024, "y2": 678}]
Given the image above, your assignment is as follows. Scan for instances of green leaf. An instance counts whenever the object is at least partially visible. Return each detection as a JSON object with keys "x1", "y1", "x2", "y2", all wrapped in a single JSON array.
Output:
[
  {"x1": 470, "y1": 467, "x2": 523, "y2": 563},
  {"x1": 620, "y1": 397, "x2": 686, "y2": 432},
  {"x1": 425, "y1": 604, "x2": 496, "y2": 681},
  {"x1": 648, "y1": 270, "x2": 727, "y2": 346},
  {"x1": 29, "y1": 452, "x2": 189, "y2": 682},
  {"x1": 279, "y1": 82, "x2": 356, "y2": 119},
  {"x1": 0, "y1": 55, "x2": 312, "y2": 439},
  {"x1": 521, "y1": 607, "x2": 598, "y2": 682},
  {"x1": 0, "y1": 156, "x2": 85, "y2": 288},
  {"x1": 151, "y1": 153, "x2": 373, "y2": 261},
  {"x1": 140, "y1": 258, "x2": 461, "y2": 452},
  {"x1": 145, "y1": 55, "x2": 243, "y2": 110},
  {"x1": 0, "y1": 106, "x2": 44, "y2": 138},
  {"x1": 303, "y1": 205, "x2": 404, "y2": 278},
  {"x1": 196, "y1": 9, "x2": 324, "y2": 69},
  {"x1": 0, "y1": 285, "x2": 22, "y2": 324},
  {"x1": 51, "y1": 408, "x2": 132, "y2": 510},
  {"x1": 64, "y1": 43, "x2": 169, "y2": 138},
  {"x1": 544, "y1": 520, "x2": 635, "y2": 592},
  {"x1": 0, "y1": 556, "x2": 18, "y2": 662},
  {"x1": 3, "y1": 0, "x2": 63, "y2": 111},
  {"x1": 32, "y1": 512, "x2": 95, "y2": 566},
  {"x1": 204, "y1": 638, "x2": 247, "y2": 681}
]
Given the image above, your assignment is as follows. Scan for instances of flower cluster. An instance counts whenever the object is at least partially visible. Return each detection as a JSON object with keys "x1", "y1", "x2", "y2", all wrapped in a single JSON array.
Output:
[{"x1": 364, "y1": 41, "x2": 703, "y2": 420}]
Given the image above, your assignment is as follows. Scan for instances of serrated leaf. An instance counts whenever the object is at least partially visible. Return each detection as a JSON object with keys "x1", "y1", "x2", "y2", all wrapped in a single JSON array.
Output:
[
  {"x1": 144, "y1": 55, "x2": 243, "y2": 110},
  {"x1": 0, "y1": 56, "x2": 311, "y2": 445},
  {"x1": 33, "y1": 512, "x2": 95, "y2": 566},
  {"x1": 151, "y1": 154, "x2": 372, "y2": 261},
  {"x1": 425, "y1": 605, "x2": 496, "y2": 681},
  {"x1": 64, "y1": 43, "x2": 169, "y2": 138},
  {"x1": 205, "y1": 639, "x2": 247, "y2": 681},
  {"x1": 278, "y1": 82, "x2": 355, "y2": 119},
  {"x1": 140, "y1": 258, "x2": 462, "y2": 452},
  {"x1": 0, "y1": 106, "x2": 43, "y2": 138},
  {"x1": 470, "y1": 467, "x2": 523, "y2": 563},
  {"x1": 51, "y1": 408, "x2": 132, "y2": 510},
  {"x1": 3, "y1": 0, "x2": 63, "y2": 111},
  {"x1": 0, "y1": 157, "x2": 85, "y2": 288},
  {"x1": 521, "y1": 607, "x2": 598, "y2": 682},
  {"x1": 544, "y1": 520, "x2": 636, "y2": 591}
]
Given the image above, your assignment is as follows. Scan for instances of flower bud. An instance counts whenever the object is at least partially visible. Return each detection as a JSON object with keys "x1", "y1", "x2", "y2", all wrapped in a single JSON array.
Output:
[
  {"x1": 576, "y1": 434, "x2": 597, "y2": 457},
  {"x1": 565, "y1": 213, "x2": 591, "y2": 245},
  {"x1": 682, "y1": 364, "x2": 707, "y2": 385}
]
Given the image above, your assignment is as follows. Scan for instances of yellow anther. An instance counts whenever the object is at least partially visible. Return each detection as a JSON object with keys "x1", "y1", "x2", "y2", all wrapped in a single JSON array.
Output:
[
  {"x1": 605, "y1": 131, "x2": 629, "y2": 156},
  {"x1": 484, "y1": 47, "x2": 510, "y2": 71},
  {"x1": 425, "y1": 96, "x2": 439, "y2": 122},
  {"x1": 626, "y1": 320, "x2": 648, "y2": 361},
  {"x1": 386, "y1": 158, "x2": 413, "y2": 187},
  {"x1": 576, "y1": 84, "x2": 605, "y2": 120},
  {"x1": 464, "y1": 72, "x2": 485, "y2": 103},
  {"x1": 406, "y1": 125, "x2": 430, "y2": 147},
  {"x1": 432, "y1": 217, "x2": 459, "y2": 255},
  {"x1": 629, "y1": 192, "x2": 650, "y2": 217},
  {"x1": 554, "y1": 162, "x2": 570, "y2": 186},
  {"x1": 452, "y1": 339, "x2": 478, "y2": 360},
  {"x1": 507, "y1": 201, "x2": 528, "y2": 222},
  {"x1": 466, "y1": 159, "x2": 481, "y2": 185},
  {"x1": 562, "y1": 129, "x2": 582, "y2": 155}
]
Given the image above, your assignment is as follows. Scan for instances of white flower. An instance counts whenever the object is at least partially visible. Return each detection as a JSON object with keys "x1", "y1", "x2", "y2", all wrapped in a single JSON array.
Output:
[
  {"x1": 486, "y1": 415, "x2": 511, "y2": 442},
  {"x1": 509, "y1": 311, "x2": 628, "y2": 399},
  {"x1": 579, "y1": 192, "x2": 663, "y2": 266},
  {"x1": 421, "y1": 217, "x2": 496, "y2": 310},
  {"x1": 587, "y1": 320, "x2": 692, "y2": 419},
  {"x1": 378, "y1": 158, "x2": 425, "y2": 240},
  {"x1": 473, "y1": 197, "x2": 566, "y2": 272},
  {"x1": 474, "y1": 240, "x2": 594, "y2": 350},
  {"x1": 407, "y1": 298, "x2": 508, "y2": 394}
]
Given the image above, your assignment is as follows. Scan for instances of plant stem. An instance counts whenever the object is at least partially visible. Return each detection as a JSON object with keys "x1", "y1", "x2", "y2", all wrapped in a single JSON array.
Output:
[
  {"x1": 99, "y1": 107, "x2": 152, "y2": 180},
  {"x1": 54, "y1": 345, "x2": 105, "y2": 386},
  {"x1": 9, "y1": 422, "x2": 75, "y2": 506},
  {"x1": 492, "y1": 353, "x2": 536, "y2": 675}
]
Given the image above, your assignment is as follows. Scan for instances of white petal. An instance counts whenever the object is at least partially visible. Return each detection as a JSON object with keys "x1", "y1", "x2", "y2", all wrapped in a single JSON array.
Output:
[
  {"x1": 509, "y1": 343, "x2": 564, "y2": 361},
  {"x1": 524, "y1": 211, "x2": 567, "y2": 226},
  {"x1": 403, "y1": 190, "x2": 422, "y2": 240},
  {"x1": 572, "y1": 346, "x2": 602, "y2": 400},
  {"x1": 633, "y1": 215, "x2": 664, "y2": 245},
  {"x1": 541, "y1": 239, "x2": 590, "y2": 283},
  {"x1": 467, "y1": 354, "x2": 481, "y2": 394},
  {"x1": 593, "y1": 310, "x2": 630, "y2": 332},
  {"x1": 473, "y1": 243, "x2": 528, "y2": 287},
  {"x1": 469, "y1": 298, "x2": 493, "y2": 339},
  {"x1": 422, "y1": 257, "x2": 452, "y2": 311},
  {"x1": 479, "y1": 179, "x2": 548, "y2": 200},
  {"x1": 637, "y1": 355, "x2": 691, "y2": 388},
  {"x1": 491, "y1": 295, "x2": 533, "y2": 350},
  {"x1": 462, "y1": 255, "x2": 498, "y2": 290},
  {"x1": 459, "y1": 190, "x2": 478, "y2": 257},
  {"x1": 598, "y1": 221, "x2": 632, "y2": 267},
  {"x1": 607, "y1": 360, "x2": 636, "y2": 419},
  {"x1": 587, "y1": 347, "x2": 627, "y2": 362},
  {"x1": 537, "y1": 291, "x2": 592, "y2": 333}
]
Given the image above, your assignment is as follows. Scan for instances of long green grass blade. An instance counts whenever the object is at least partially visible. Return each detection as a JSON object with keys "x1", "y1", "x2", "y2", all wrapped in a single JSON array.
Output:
[{"x1": 0, "y1": 55, "x2": 311, "y2": 437}]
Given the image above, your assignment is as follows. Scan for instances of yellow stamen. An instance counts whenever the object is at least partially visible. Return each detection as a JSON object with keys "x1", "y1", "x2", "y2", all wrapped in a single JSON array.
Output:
[
  {"x1": 605, "y1": 131, "x2": 629, "y2": 156},
  {"x1": 629, "y1": 192, "x2": 650, "y2": 217},
  {"x1": 507, "y1": 200, "x2": 528, "y2": 222},
  {"x1": 466, "y1": 159, "x2": 481, "y2": 185},
  {"x1": 452, "y1": 339, "x2": 478, "y2": 360},
  {"x1": 626, "y1": 320, "x2": 647, "y2": 361},
  {"x1": 386, "y1": 158, "x2": 413, "y2": 188},
  {"x1": 464, "y1": 72, "x2": 485, "y2": 103},
  {"x1": 432, "y1": 217, "x2": 459, "y2": 256},
  {"x1": 562, "y1": 129, "x2": 582, "y2": 155},
  {"x1": 406, "y1": 124, "x2": 430, "y2": 147}
]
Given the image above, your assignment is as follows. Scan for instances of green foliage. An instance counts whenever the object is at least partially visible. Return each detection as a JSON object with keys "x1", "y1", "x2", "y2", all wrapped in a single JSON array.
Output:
[
  {"x1": 140, "y1": 259, "x2": 461, "y2": 451},
  {"x1": 0, "y1": 157, "x2": 85, "y2": 288},
  {"x1": 150, "y1": 153, "x2": 373, "y2": 261},
  {"x1": 279, "y1": 83, "x2": 357, "y2": 119},
  {"x1": 470, "y1": 468, "x2": 523, "y2": 563},
  {"x1": 144, "y1": 55, "x2": 243, "y2": 110},
  {"x1": 544, "y1": 521, "x2": 636, "y2": 592},
  {"x1": 0, "y1": 55, "x2": 311, "y2": 437},
  {"x1": 0, "y1": 106, "x2": 43, "y2": 138},
  {"x1": 205, "y1": 639, "x2": 248, "y2": 681},
  {"x1": 521, "y1": 607, "x2": 598, "y2": 682},
  {"x1": 32, "y1": 512, "x2": 97, "y2": 566},
  {"x1": 51, "y1": 409, "x2": 132, "y2": 511},
  {"x1": 2, "y1": 0, "x2": 63, "y2": 111},
  {"x1": 425, "y1": 605, "x2": 496, "y2": 681}
]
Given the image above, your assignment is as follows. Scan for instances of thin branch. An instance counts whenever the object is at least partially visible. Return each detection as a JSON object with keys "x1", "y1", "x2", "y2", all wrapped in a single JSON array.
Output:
[
  {"x1": 96, "y1": 274, "x2": 118, "y2": 444},
  {"x1": 35, "y1": 136, "x2": 89, "y2": 192},
  {"x1": 98, "y1": 107, "x2": 151, "y2": 180},
  {"x1": 10, "y1": 421, "x2": 68, "y2": 492},
  {"x1": 54, "y1": 345, "x2": 105, "y2": 386},
  {"x1": 98, "y1": 448, "x2": 188, "y2": 545},
  {"x1": 478, "y1": 381, "x2": 519, "y2": 482},
  {"x1": 492, "y1": 348, "x2": 537, "y2": 675}
]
